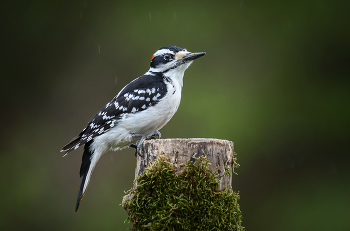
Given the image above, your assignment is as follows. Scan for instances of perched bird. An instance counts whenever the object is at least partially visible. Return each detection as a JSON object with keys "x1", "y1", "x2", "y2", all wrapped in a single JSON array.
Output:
[{"x1": 61, "y1": 46, "x2": 205, "y2": 211}]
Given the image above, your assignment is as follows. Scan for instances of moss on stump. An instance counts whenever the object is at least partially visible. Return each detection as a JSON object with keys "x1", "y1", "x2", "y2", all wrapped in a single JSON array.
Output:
[{"x1": 123, "y1": 154, "x2": 244, "y2": 231}]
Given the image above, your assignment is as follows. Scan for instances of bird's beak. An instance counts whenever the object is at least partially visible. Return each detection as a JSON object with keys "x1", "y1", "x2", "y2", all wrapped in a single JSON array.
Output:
[{"x1": 182, "y1": 52, "x2": 206, "y2": 61}]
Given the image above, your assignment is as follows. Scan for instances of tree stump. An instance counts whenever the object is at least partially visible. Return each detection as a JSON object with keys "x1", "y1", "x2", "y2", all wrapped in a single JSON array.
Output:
[
  {"x1": 134, "y1": 138, "x2": 234, "y2": 190},
  {"x1": 122, "y1": 138, "x2": 243, "y2": 230}
]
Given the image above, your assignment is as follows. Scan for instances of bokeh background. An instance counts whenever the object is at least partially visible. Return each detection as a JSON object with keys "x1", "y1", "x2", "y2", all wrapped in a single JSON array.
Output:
[{"x1": 1, "y1": 0, "x2": 349, "y2": 230}]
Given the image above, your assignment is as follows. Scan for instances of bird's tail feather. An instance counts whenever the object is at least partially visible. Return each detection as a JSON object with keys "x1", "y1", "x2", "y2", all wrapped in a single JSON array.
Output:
[
  {"x1": 75, "y1": 141, "x2": 92, "y2": 212},
  {"x1": 75, "y1": 172, "x2": 87, "y2": 212},
  {"x1": 75, "y1": 141, "x2": 103, "y2": 212}
]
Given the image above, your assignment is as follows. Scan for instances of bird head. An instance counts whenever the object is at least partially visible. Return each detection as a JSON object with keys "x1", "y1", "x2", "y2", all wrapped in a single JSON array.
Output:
[{"x1": 149, "y1": 46, "x2": 205, "y2": 73}]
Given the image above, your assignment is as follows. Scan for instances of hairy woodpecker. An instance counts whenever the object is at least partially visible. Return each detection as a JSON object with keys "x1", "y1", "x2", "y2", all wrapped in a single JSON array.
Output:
[{"x1": 61, "y1": 45, "x2": 205, "y2": 211}]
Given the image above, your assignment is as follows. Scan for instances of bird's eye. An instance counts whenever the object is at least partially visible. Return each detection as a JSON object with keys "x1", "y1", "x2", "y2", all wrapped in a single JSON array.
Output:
[{"x1": 164, "y1": 54, "x2": 172, "y2": 61}]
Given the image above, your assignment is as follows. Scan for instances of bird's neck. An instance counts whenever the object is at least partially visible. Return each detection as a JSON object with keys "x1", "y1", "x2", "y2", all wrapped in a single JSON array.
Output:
[
  {"x1": 163, "y1": 68, "x2": 185, "y2": 88},
  {"x1": 146, "y1": 61, "x2": 193, "y2": 88}
]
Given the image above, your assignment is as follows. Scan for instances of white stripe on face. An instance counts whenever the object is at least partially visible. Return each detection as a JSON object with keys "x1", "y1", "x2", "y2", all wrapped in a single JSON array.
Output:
[{"x1": 152, "y1": 49, "x2": 174, "y2": 57}]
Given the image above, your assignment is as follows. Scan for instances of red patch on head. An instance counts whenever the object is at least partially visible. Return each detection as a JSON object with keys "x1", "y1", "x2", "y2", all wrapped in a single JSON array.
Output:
[{"x1": 151, "y1": 54, "x2": 155, "y2": 61}]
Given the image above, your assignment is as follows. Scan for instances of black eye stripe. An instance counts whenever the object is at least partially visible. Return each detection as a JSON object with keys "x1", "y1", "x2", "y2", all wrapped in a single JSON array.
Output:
[
  {"x1": 164, "y1": 54, "x2": 174, "y2": 61},
  {"x1": 150, "y1": 53, "x2": 174, "y2": 68}
]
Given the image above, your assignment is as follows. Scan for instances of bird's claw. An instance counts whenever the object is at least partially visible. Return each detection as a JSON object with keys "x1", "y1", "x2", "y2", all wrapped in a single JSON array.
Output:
[
  {"x1": 129, "y1": 143, "x2": 137, "y2": 149},
  {"x1": 147, "y1": 130, "x2": 161, "y2": 140},
  {"x1": 130, "y1": 130, "x2": 162, "y2": 157}
]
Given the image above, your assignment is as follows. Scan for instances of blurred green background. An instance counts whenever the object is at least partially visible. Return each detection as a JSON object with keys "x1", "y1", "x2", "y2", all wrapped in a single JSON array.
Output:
[{"x1": 1, "y1": 0, "x2": 349, "y2": 230}]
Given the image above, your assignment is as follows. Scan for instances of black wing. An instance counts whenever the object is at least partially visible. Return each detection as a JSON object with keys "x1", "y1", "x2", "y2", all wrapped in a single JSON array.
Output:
[{"x1": 61, "y1": 73, "x2": 168, "y2": 154}]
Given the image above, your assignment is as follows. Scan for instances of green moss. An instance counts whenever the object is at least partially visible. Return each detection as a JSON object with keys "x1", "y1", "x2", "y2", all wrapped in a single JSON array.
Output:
[{"x1": 123, "y1": 154, "x2": 244, "y2": 231}]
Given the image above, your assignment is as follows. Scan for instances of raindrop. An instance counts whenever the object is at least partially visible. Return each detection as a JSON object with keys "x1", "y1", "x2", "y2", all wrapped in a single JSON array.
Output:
[
  {"x1": 115, "y1": 76, "x2": 118, "y2": 85},
  {"x1": 98, "y1": 46, "x2": 101, "y2": 54},
  {"x1": 289, "y1": 162, "x2": 295, "y2": 170},
  {"x1": 328, "y1": 163, "x2": 337, "y2": 175},
  {"x1": 84, "y1": 2, "x2": 86, "y2": 7},
  {"x1": 150, "y1": 12, "x2": 152, "y2": 19},
  {"x1": 173, "y1": 11, "x2": 177, "y2": 20},
  {"x1": 239, "y1": 0, "x2": 244, "y2": 8}
]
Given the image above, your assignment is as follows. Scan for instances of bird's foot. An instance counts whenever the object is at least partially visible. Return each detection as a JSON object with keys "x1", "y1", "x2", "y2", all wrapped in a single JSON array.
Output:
[
  {"x1": 130, "y1": 134, "x2": 146, "y2": 157},
  {"x1": 146, "y1": 130, "x2": 161, "y2": 140},
  {"x1": 135, "y1": 136, "x2": 146, "y2": 157},
  {"x1": 129, "y1": 143, "x2": 137, "y2": 149},
  {"x1": 130, "y1": 131, "x2": 162, "y2": 157}
]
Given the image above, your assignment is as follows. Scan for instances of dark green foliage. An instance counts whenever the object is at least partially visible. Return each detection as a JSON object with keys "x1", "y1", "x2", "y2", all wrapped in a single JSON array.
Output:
[{"x1": 123, "y1": 154, "x2": 244, "y2": 230}]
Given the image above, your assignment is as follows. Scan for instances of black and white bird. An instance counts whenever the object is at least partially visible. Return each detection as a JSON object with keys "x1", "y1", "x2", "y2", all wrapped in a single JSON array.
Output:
[{"x1": 61, "y1": 46, "x2": 205, "y2": 211}]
